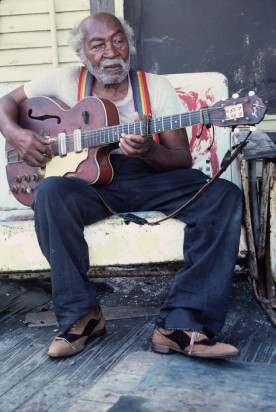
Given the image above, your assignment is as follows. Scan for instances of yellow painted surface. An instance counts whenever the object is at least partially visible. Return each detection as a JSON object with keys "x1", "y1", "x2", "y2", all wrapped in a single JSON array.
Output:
[
  {"x1": 0, "y1": 210, "x2": 247, "y2": 273},
  {"x1": 0, "y1": 0, "x2": 90, "y2": 84},
  {"x1": 0, "y1": 212, "x2": 182, "y2": 272},
  {"x1": 0, "y1": 0, "x2": 89, "y2": 15},
  {"x1": 259, "y1": 114, "x2": 276, "y2": 133}
]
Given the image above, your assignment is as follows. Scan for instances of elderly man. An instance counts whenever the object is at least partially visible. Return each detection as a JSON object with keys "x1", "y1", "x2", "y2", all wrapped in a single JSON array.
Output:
[{"x1": 0, "y1": 13, "x2": 242, "y2": 359}]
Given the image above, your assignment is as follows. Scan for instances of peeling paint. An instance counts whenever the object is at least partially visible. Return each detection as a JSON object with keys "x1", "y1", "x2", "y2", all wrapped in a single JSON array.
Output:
[
  {"x1": 144, "y1": 36, "x2": 175, "y2": 44},
  {"x1": 244, "y1": 34, "x2": 250, "y2": 48},
  {"x1": 252, "y1": 49, "x2": 266, "y2": 83},
  {"x1": 176, "y1": 88, "x2": 219, "y2": 175}
]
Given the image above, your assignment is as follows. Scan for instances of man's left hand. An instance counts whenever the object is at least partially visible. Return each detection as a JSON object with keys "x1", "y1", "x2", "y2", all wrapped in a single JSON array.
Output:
[{"x1": 119, "y1": 112, "x2": 154, "y2": 158}]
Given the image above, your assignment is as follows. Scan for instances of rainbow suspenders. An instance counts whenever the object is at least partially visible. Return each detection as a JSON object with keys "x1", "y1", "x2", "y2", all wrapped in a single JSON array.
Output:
[{"x1": 78, "y1": 67, "x2": 159, "y2": 142}]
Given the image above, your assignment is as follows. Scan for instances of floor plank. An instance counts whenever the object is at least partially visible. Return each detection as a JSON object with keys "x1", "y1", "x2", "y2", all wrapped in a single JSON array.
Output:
[
  {"x1": 81, "y1": 351, "x2": 276, "y2": 412},
  {"x1": 0, "y1": 276, "x2": 275, "y2": 411}
]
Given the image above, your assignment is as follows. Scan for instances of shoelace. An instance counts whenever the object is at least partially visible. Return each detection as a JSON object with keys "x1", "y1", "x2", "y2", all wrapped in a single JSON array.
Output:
[{"x1": 188, "y1": 332, "x2": 207, "y2": 355}]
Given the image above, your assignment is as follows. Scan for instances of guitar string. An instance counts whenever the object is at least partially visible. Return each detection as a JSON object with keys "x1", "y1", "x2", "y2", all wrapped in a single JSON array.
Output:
[{"x1": 5, "y1": 104, "x2": 250, "y2": 159}]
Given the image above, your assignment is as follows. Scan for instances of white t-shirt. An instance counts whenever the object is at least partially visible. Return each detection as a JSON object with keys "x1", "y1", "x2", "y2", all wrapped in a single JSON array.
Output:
[{"x1": 24, "y1": 66, "x2": 184, "y2": 125}]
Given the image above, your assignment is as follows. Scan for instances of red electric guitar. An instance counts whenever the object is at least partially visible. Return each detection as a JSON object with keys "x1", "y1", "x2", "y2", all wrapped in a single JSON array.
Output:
[{"x1": 6, "y1": 93, "x2": 266, "y2": 206}]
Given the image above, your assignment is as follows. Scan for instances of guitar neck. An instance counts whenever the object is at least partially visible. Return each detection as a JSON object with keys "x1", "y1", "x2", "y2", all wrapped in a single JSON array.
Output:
[
  {"x1": 13, "y1": 93, "x2": 266, "y2": 161},
  {"x1": 83, "y1": 109, "x2": 204, "y2": 149}
]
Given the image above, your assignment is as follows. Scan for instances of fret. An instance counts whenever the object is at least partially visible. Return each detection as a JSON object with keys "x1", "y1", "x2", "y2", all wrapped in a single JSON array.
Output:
[
  {"x1": 118, "y1": 125, "x2": 122, "y2": 141},
  {"x1": 155, "y1": 117, "x2": 162, "y2": 132},
  {"x1": 172, "y1": 114, "x2": 181, "y2": 131},
  {"x1": 113, "y1": 125, "x2": 118, "y2": 142},
  {"x1": 97, "y1": 129, "x2": 101, "y2": 146},
  {"x1": 149, "y1": 118, "x2": 156, "y2": 134},
  {"x1": 94, "y1": 130, "x2": 98, "y2": 146},
  {"x1": 91, "y1": 130, "x2": 96, "y2": 147},
  {"x1": 200, "y1": 110, "x2": 203, "y2": 124},
  {"x1": 123, "y1": 124, "x2": 128, "y2": 135},
  {"x1": 139, "y1": 121, "x2": 143, "y2": 135}
]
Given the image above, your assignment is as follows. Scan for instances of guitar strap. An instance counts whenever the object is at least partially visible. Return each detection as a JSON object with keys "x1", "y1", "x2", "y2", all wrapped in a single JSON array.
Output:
[
  {"x1": 77, "y1": 66, "x2": 159, "y2": 141},
  {"x1": 129, "y1": 69, "x2": 160, "y2": 142},
  {"x1": 78, "y1": 66, "x2": 93, "y2": 101}
]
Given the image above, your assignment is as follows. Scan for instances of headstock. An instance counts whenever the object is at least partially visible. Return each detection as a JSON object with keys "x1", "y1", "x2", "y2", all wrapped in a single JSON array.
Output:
[{"x1": 209, "y1": 92, "x2": 267, "y2": 128}]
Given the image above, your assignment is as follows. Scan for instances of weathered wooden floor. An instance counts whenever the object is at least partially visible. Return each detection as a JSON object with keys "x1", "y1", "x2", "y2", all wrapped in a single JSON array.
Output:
[{"x1": 0, "y1": 276, "x2": 275, "y2": 411}]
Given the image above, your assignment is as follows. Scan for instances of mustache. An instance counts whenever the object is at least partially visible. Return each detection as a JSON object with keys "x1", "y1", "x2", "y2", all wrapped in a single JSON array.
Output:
[{"x1": 100, "y1": 58, "x2": 126, "y2": 68}]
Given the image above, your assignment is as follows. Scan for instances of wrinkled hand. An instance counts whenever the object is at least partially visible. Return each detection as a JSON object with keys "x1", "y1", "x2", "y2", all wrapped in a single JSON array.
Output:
[
  {"x1": 9, "y1": 128, "x2": 55, "y2": 167},
  {"x1": 119, "y1": 112, "x2": 154, "y2": 158}
]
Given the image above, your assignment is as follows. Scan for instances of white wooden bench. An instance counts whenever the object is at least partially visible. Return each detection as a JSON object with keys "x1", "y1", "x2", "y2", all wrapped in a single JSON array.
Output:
[{"x1": 0, "y1": 72, "x2": 248, "y2": 279}]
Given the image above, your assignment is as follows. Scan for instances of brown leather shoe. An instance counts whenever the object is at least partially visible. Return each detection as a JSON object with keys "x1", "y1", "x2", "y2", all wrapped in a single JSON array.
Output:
[
  {"x1": 48, "y1": 308, "x2": 106, "y2": 358},
  {"x1": 151, "y1": 327, "x2": 239, "y2": 359}
]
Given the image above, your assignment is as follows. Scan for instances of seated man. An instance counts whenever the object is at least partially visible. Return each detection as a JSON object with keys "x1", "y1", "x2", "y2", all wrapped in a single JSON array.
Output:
[{"x1": 0, "y1": 12, "x2": 242, "y2": 359}]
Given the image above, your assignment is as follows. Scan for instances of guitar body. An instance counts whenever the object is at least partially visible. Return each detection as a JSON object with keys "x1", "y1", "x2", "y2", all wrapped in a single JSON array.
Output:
[{"x1": 6, "y1": 96, "x2": 120, "y2": 206}]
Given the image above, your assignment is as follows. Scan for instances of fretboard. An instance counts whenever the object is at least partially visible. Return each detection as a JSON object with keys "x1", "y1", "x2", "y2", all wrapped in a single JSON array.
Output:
[
  {"x1": 48, "y1": 109, "x2": 207, "y2": 157},
  {"x1": 82, "y1": 110, "x2": 203, "y2": 149}
]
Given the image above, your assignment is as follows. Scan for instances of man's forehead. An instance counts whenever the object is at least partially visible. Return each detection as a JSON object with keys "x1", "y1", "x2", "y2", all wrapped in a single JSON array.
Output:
[{"x1": 82, "y1": 14, "x2": 123, "y2": 39}]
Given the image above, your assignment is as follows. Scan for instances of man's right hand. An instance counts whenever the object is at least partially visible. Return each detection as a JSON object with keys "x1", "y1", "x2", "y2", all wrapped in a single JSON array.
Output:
[
  {"x1": 0, "y1": 85, "x2": 55, "y2": 167},
  {"x1": 8, "y1": 127, "x2": 55, "y2": 167}
]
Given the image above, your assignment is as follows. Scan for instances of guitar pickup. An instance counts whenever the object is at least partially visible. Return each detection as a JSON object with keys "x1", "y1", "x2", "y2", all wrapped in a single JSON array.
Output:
[
  {"x1": 57, "y1": 132, "x2": 67, "y2": 156},
  {"x1": 73, "y1": 129, "x2": 83, "y2": 153}
]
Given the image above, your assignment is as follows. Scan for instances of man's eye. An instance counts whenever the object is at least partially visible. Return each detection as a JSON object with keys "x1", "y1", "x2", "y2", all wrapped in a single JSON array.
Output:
[
  {"x1": 114, "y1": 39, "x2": 124, "y2": 46},
  {"x1": 93, "y1": 44, "x2": 103, "y2": 50}
]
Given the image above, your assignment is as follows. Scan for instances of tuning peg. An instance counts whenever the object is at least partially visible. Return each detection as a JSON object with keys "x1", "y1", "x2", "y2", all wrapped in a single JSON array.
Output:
[
  {"x1": 248, "y1": 91, "x2": 255, "y2": 96},
  {"x1": 232, "y1": 93, "x2": 239, "y2": 99},
  {"x1": 249, "y1": 126, "x2": 257, "y2": 132}
]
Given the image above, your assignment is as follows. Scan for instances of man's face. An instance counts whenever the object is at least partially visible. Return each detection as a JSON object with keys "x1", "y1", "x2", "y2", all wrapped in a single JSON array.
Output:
[{"x1": 81, "y1": 16, "x2": 130, "y2": 85}]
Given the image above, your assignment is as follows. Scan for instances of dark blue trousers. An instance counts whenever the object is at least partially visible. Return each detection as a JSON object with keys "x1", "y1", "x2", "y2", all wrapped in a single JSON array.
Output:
[{"x1": 32, "y1": 155, "x2": 242, "y2": 336}]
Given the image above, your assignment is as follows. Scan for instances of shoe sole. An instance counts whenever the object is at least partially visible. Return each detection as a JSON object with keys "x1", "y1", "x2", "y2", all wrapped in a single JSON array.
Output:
[
  {"x1": 48, "y1": 326, "x2": 106, "y2": 358},
  {"x1": 151, "y1": 342, "x2": 239, "y2": 359}
]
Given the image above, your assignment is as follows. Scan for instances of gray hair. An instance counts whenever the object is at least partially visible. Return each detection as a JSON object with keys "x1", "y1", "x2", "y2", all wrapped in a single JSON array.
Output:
[{"x1": 69, "y1": 16, "x2": 136, "y2": 59}]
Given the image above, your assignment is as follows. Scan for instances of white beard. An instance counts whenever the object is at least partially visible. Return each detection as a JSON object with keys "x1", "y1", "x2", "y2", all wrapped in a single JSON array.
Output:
[{"x1": 83, "y1": 56, "x2": 130, "y2": 85}]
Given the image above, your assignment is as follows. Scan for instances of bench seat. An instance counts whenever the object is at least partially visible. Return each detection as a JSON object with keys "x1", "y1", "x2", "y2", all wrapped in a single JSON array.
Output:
[{"x1": 0, "y1": 209, "x2": 248, "y2": 278}]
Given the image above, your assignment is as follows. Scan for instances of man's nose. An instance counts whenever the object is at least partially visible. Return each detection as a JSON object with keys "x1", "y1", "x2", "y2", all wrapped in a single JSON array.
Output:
[{"x1": 103, "y1": 42, "x2": 118, "y2": 58}]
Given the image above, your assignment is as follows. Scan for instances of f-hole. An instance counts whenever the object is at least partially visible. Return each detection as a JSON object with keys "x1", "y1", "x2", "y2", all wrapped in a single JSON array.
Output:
[{"x1": 28, "y1": 109, "x2": 61, "y2": 124}]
